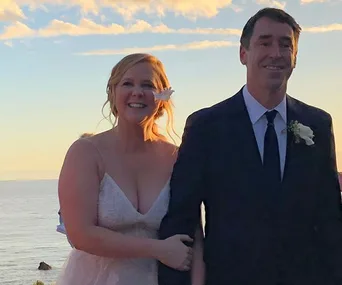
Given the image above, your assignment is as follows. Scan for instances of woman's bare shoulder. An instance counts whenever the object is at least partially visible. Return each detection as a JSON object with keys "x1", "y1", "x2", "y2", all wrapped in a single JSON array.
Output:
[
  {"x1": 157, "y1": 141, "x2": 179, "y2": 162},
  {"x1": 64, "y1": 130, "x2": 113, "y2": 167},
  {"x1": 78, "y1": 130, "x2": 114, "y2": 146}
]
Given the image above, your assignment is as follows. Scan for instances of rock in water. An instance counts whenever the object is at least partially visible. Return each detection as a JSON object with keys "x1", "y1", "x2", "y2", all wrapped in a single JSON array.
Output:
[{"x1": 38, "y1": 262, "x2": 52, "y2": 270}]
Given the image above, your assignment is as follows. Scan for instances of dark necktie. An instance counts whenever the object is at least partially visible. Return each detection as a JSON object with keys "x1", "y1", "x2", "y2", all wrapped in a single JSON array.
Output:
[{"x1": 263, "y1": 110, "x2": 281, "y2": 183}]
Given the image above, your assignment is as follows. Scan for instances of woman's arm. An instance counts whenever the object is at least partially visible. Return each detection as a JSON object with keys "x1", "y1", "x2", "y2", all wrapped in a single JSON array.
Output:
[
  {"x1": 58, "y1": 139, "x2": 191, "y2": 265},
  {"x1": 191, "y1": 224, "x2": 205, "y2": 285}
]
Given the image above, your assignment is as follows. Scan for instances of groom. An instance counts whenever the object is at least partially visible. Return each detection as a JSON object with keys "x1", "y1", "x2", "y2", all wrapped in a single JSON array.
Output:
[{"x1": 158, "y1": 7, "x2": 342, "y2": 285}]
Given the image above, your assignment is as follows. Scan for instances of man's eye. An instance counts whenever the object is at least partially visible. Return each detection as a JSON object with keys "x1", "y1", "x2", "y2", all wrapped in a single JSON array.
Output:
[{"x1": 260, "y1": 42, "x2": 270, "y2": 46}]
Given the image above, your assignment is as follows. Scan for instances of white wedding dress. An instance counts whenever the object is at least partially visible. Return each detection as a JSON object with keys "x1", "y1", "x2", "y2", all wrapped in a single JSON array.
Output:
[{"x1": 56, "y1": 173, "x2": 170, "y2": 285}]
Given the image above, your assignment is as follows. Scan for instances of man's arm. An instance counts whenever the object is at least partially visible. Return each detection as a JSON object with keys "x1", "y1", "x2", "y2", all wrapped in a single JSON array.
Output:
[
  {"x1": 317, "y1": 114, "x2": 342, "y2": 282},
  {"x1": 158, "y1": 112, "x2": 208, "y2": 285}
]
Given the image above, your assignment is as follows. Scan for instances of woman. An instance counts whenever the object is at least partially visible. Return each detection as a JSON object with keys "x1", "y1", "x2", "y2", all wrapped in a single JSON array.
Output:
[{"x1": 56, "y1": 53, "x2": 204, "y2": 285}]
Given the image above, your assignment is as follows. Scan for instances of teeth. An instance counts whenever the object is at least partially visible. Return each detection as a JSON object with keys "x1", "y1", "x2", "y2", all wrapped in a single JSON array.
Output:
[
  {"x1": 128, "y1": 103, "x2": 146, "y2": 108},
  {"x1": 265, "y1": 66, "x2": 281, "y2": 70}
]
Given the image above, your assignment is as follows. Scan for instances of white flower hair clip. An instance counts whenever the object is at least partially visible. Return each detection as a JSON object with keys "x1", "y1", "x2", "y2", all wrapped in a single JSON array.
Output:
[{"x1": 153, "y1": 87, "x2": 174, "y2": 101}]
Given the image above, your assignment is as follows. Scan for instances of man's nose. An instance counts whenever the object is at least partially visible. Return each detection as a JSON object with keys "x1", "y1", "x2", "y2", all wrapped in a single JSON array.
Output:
[{"x1": 269, "y1": 44, "x2": 282, "y2": 58}]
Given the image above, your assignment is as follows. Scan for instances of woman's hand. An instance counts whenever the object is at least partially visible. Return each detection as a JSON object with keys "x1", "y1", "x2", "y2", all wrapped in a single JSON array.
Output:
[{"x1": 155, "y1": 234, "x2": 193, "y2": 271}]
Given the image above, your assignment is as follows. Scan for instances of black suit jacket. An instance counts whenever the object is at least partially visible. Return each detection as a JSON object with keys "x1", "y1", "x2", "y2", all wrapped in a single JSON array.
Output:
[{"x1": 158, "y1": 88, "x2": 342, "y2": 285}]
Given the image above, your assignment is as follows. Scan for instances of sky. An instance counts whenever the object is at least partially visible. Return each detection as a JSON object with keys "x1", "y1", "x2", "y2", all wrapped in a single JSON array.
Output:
[{"x1": 0, "y1": 0, "x2": 341, "y2": 181}]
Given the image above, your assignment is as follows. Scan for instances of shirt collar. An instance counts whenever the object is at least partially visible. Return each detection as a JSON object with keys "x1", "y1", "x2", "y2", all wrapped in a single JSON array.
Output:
[{"x1": 242, "y1": 85, "x2": 287, "y2": 124}]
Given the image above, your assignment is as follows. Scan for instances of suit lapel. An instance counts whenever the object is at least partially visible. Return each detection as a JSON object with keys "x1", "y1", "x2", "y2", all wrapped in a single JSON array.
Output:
[
  {"x1": 282, "y1": 95, "x2": 297, "y2": 183},
  {"x1": 282, "y1": 95, "x2": 312, "y2": 185},
  {"x1": 228, "y1": 91, "x2": 264, "y2": 181}
]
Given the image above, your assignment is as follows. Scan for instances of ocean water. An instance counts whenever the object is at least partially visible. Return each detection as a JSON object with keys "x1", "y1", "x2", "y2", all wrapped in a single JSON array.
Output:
[{"x1": 0, "y1": 180, "x2": 71, "y2": 285}]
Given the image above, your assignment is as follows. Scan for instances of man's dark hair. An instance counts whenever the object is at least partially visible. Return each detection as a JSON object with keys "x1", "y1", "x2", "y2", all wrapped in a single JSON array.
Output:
[{"x1": 240, "y1": 7, "x2": 302, "y2": 50}]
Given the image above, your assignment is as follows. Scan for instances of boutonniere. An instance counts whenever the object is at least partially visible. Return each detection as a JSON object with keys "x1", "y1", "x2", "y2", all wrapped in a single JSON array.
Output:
[
  {"x1": 284, "y1": 120, "x2": 315, "y2": 146},
  {"x1": 152, "y1": 87, "x2": 174, "y2": 101}
]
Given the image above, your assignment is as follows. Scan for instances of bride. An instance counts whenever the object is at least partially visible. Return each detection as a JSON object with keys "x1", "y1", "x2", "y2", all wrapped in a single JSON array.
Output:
[{"x1": 56, "y1": 53, "x2": 204, "y2": 285}]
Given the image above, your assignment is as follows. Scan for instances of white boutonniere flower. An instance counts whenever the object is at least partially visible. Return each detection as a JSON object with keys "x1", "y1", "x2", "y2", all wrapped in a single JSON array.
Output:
[
  {"x1": 152, "y1": 87, "x2": 174, "y2": 101},
  {"x1": 287, "y1": 120, "x2": 315, "y2": 146}
]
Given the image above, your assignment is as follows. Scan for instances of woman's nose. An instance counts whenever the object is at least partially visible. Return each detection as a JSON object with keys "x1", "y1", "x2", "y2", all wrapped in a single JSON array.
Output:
[{"x1": 132, "y1": 86, "x2": 144, "y2": 97}]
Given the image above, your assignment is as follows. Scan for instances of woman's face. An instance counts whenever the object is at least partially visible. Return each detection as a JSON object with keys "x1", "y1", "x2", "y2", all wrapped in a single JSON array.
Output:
[{"x1": 114, "y1": 62, "x2": 160, "y2": 124}]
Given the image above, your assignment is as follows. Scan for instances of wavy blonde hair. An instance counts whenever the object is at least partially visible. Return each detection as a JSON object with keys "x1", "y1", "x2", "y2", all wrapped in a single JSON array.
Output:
[{"x1": 102, "y1": 53, "x2": 178, "y2": 143}]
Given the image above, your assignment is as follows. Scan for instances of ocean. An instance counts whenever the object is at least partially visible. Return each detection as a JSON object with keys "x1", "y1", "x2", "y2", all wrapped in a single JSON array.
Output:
[{"x1": 0, "y1": 180, "x2": 71, "y2": 285}]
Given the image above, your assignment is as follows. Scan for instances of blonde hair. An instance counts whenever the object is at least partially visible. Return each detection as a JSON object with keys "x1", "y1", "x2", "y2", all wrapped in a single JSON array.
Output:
[{"x1": 102, "y1": 53, "x2": 178, "y2": 143}]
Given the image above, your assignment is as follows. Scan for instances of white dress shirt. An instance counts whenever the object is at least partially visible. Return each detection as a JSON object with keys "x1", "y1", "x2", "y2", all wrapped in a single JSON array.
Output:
[{"x1": 242, "y1": 85, "x2": 287, "y2": 177}]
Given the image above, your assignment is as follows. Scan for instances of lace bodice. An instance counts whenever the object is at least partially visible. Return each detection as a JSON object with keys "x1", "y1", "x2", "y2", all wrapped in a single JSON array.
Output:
[{"x1": 98, "y1": 173, "x2": 170, "y2": 235}]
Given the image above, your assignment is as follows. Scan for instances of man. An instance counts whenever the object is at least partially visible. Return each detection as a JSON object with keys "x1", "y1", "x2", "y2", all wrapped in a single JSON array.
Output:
[{"x1": 158, "y1": 7, "x2": 342, "y2": 285}]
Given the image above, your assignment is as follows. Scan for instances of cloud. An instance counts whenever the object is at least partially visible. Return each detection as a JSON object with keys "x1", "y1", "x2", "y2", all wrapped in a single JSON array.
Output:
[
  {"x1": 0, "y1": 18, "x2": 242, "y2": 40},
  {"x1": 4, "y1": 40, "x2": 13, "y2": 47},
  {"x1": 0, "y1": 21, "x2": 35, "y2": 40},
  {"x1": 0, "y1": 0, "x2": 26, "y2": 21},
  {"x1": 105, "y1": 0, "x2": 234, "y2": 20},
  {"x1": 1, "y1": 15, "x2": 342, "y2": 42},
  {"x1": 300, "y1": 0, "x2": 328, "y2": 4},
  {"x1": 303, "y1": 23, "x2": 342, "y2": 33},
  {"x1": 170, "y1": 27, "x2": 241, "y2": 36},
  {"x1": 230, "y1": 4, "x2": 243, "y2": 12},
  {"x1": 0, "y1": 0, "x2": 235, "y2": 21},
  {"x1": 255, "y1": 0, "x2": 287, "y2": 9},
  {"x1": 76, "y1": 40, "x2": 238, "y2": 56},
  {"x1": 12, "y1": 0, "x2": 99, "y2": 14}
]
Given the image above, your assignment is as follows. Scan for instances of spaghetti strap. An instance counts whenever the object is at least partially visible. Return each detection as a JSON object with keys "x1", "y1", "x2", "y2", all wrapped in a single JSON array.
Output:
[{"x1": 79, "y1": 137, "x2": 106, "y2": 177}]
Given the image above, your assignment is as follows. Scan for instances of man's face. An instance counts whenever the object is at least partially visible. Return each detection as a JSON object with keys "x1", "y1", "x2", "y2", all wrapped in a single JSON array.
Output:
[{"x1": 240, "y1": 17, "x2": 297, "y2": 91}]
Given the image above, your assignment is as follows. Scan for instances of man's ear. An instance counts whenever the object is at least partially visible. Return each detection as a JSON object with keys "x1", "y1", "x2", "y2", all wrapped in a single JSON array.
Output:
[{"x1": 240, "y1": 45, "x2": 247, "y2": 65}]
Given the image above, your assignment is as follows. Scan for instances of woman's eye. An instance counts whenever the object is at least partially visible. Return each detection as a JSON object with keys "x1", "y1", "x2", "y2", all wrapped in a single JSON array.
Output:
[{"x1": 142, "y1": 83, "x2": 155, "y2": 89}]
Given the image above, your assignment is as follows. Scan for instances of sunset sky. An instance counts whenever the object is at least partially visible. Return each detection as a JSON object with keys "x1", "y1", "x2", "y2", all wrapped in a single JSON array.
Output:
[{"x1": 1, "y1": 0, "x2": 341, "y2": 180}]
